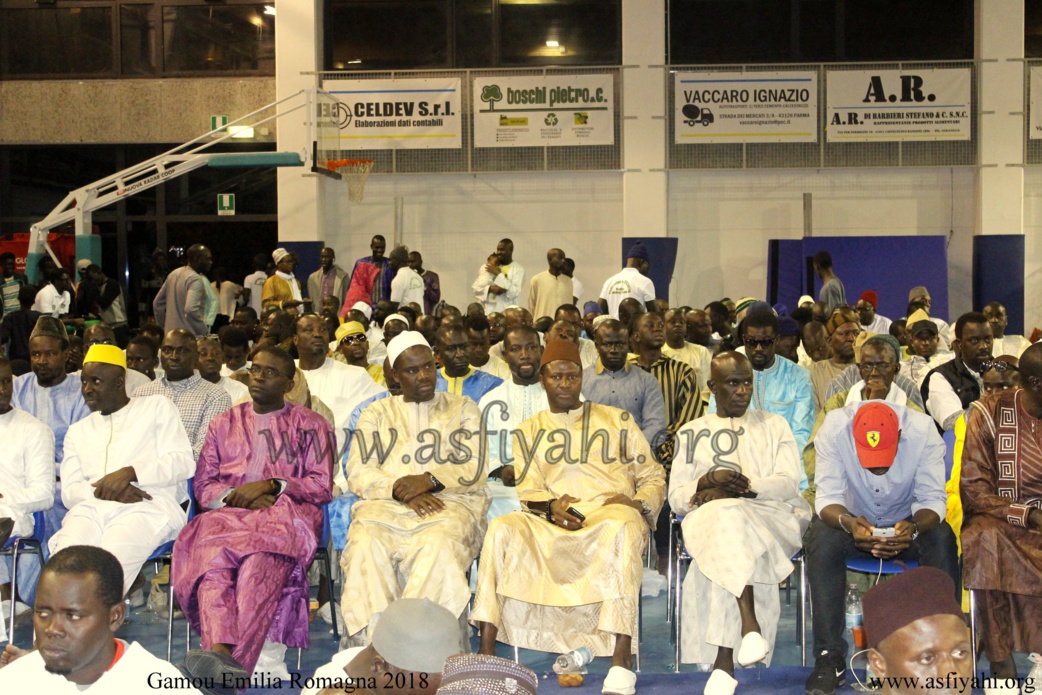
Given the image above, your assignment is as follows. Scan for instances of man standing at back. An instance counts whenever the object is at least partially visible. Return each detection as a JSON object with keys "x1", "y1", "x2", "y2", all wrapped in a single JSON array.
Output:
[
  {"x1": 387, "y1": 246, "x2": 425, "y2": 311},
  {"x1": 599, "y1": 243, "x2": 656, "y2": 320},
  {"x1": 472, "y1": 239, "x2": 525, "y2": 314},
  {"x1": 813, "y1": 251, "x2": 845, "y2": 312},
  {"x1": 0, "y1": 252, "x2": 27, "y2": 319},
  {"x1": 352, "y1": 235, "x2": 393, "y2": 304},
  {"x1": 528, "y1": 248, "x2": 572, "y2": 322},
  {"x1": 243, "y1": 253, "x2": 270, "y2": 316},
  {"x1": 308, "y1": 247, "x2": 348, "y2": 312},
  {"x1": 153, "y1": 244, "x2": 212, "y2": 336},
  {"x1": 408, "y1": 251, "x2": 440, "y2": 315}
]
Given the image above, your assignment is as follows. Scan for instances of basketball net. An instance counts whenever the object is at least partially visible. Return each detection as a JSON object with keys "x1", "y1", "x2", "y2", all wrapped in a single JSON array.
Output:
[{"x1": 328, "y1": 159, "x2": 374, "y2": 202}]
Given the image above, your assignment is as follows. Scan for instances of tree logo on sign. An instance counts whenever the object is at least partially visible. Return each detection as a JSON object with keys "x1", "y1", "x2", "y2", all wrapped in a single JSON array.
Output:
[{"x1": 481, "y1": 85, "x2": 503, "y2": 111}]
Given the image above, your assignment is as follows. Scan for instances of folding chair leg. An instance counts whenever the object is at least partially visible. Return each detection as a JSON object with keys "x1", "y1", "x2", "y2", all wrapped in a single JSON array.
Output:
[
  {"x1": 9, "y1": 543, "x2": 22, "y2": 644},
  {"x1": 969, "y1": 589, "x2": 979, "y2": 666},
  {"x1": 167, "y1": 560, "x2": 175, "y2": 662},
  {"x1": 634, "y1": 591, "x2": 642, "y2": 673},
  {"x1": 799, "y1": 556, "x2": 808, "y2": 667},
  {"x1": 323, "y1": 552, "x2": 339, "y2": 641},
  {"x1": 674, "y1": 559, "x2": 683, "y2": 673},
  {"x1": 666, "y1": 523, "x2": 675, "y2": 624},
  {"x1": 513, "y1": 645, "x2": 520, "y2": 664}
]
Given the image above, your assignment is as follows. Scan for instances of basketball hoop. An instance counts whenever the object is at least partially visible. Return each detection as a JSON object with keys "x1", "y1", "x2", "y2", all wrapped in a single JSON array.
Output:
[{"x1": 328, "y1": 158, "x2": 374, "y2": 202}]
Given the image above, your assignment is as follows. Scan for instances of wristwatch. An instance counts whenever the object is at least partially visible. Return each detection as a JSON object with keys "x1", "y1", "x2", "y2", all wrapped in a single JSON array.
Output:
[
  {"x1": 910, "y1": 520, "x2": 920, "y2": 541},
  {"x1": 428, "y1": 473, "x2": 445, "y2": 493}
]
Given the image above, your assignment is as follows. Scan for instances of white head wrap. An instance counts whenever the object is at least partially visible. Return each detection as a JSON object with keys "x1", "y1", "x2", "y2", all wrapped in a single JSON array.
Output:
[
  {"x1": 272, "y1": 248, "x2": 290, "y2": 263},
  {"x1": 387, "y1": 331, "x2": 430, "y2": 368},
  {"x1": 351, "y1": 301, "x2": 373, "y2": 320},
  {"x1": 383, "y1": 313, "x2": 410, "y2": 328}
]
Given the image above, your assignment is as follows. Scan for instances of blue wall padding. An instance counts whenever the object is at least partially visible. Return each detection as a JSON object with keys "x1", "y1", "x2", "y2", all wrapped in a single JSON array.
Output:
[
  {"x1": 766, "y1": 235, "x2": 949, "y2": 323},
  {"x1": 767, "y1": 239, "x2": 805, "y2": 312},
  {"x1": 621, "y1": 237, "x2": 679, "y2": 303},
  {"x1": 973, "y1": 235, "x2": 1024, "y2": 335}
]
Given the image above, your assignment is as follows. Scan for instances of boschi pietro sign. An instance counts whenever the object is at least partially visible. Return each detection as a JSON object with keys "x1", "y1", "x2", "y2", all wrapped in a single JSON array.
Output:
[
  {"x1": 673, "y1": 71, "x2": 818, "y2": 143},
  {"x1": 472, "y1": 74, "x2": 614, "y2": 147},
  {"x1": 323, "y1": 78, "x2": 462, "y2": 149}
]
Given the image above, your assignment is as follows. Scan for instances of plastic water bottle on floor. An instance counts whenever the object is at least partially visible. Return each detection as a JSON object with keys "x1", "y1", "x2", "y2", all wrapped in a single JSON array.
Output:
[
  {"x1": 554, "y1": 647, "x2": 593, "y2": 674},
  {"x1": 845, "y1": 583, "x2": 864, "y2": 647},
  {"x1": 1027, "y1": 653, "x2": 1042, "y2": 689}
]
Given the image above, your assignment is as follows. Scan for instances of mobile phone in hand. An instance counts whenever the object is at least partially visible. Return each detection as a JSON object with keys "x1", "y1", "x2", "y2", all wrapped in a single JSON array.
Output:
[{"x1": 566, "y1": 508, "x2": 586, "y2": 522}]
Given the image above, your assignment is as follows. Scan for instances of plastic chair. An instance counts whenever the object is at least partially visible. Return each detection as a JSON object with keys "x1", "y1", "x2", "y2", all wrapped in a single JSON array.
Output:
[
  {"x1": 942, "y1": 427, "x2": 957, "y2": 480},
  {"x1": 297, "y1": 505, "x2": 340, "y2": 669},
  {"x1": 1, "y1": 511, "x2": 46, "y2": 645},
  {"x1": 146, "y1": 479, "x2": 195, "y2": 662},
  {"x1": 844, "y1": 557, "x2": 919, "y2": 586}
]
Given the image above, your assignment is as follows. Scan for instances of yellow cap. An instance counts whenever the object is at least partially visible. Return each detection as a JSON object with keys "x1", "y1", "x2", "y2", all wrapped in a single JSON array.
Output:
[
  {"x1": 335, "y1": 321, "x2": 366, "y2": 343},
  {"x1": 83, "y1": 344, "x2": 127, "y2": 370}
]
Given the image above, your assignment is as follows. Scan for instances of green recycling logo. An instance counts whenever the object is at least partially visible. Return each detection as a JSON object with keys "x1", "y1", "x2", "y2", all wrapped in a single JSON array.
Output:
[{"x1": 544, "y1": 113, "x2": 559, "y2": 126}]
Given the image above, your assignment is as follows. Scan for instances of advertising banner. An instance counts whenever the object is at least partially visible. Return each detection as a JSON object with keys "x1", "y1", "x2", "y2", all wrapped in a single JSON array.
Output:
[
  {"x1": 673, "y1": 71, "x2": 818, "y2": 143},
  {"x1": 472, "y1": 74, "x2": 614, "y2": 147},
  {"x1": 323, "y1": 78, "x2": 462, "y2": 149},
  {"x1": 825, "y1": 69, "x2": 971, "y2": 142}
]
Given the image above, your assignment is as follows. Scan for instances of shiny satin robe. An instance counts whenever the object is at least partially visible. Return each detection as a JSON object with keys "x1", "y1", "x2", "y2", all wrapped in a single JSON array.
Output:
[
  {"x1": 471, "y1": 402, "x2": 666, "y2": 656},
  {"x1": 341, "y1": 392, "x2": 490, "y2": 637},
  {"x1": 172, "y1": 403, "x2": 334, "y2": 668}
]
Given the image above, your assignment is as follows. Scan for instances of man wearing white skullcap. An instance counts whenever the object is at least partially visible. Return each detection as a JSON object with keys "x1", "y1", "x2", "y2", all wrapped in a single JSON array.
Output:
[
  {"x1": 341, "y1": 332, "x2": 490, "y2": 644},
  {"x1": 261, "y1": 248, "x2": 307, "y2": 311}
]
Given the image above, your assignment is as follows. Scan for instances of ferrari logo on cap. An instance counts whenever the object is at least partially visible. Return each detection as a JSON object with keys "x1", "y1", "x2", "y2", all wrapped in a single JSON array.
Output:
[{"x1": 866, "y1": 431, "x2": 880, "y2": 448}]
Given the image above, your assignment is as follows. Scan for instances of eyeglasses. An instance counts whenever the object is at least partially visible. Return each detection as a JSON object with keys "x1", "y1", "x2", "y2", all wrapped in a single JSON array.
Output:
[
  {"x1": 743, "y1": 337, "x2": 775, "y2": 349},
  {"x1": 339, "y1": 334, "x2": 367, "y2": 346},
  {"x1": 981, "y1": 360, "x2": 1017, "y2": 374},
  {"x1": 247, "y1": 364, "x2": 291, "y2": 380},
  {"x1": 859, "y1": 361, "x2": 896, "y2": 375}
]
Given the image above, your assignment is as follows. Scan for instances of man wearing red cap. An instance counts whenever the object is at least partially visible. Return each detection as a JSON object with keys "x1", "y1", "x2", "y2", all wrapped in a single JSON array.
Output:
[
  {"x1": 804, "y1": 401, "x2": 957, "y2": 695},
  {"x1": 472, "y1": 339, "x2": 665, "y2": 695},
  {"x1": 961, "y1": 342, "x2": 1042, "y2": 688},
  {"x1": 856, "y1": 291, "x2": 892, "y2": 336},
  {"x1": 862, "y1": 567, "x2": 974, "y2": 694}
]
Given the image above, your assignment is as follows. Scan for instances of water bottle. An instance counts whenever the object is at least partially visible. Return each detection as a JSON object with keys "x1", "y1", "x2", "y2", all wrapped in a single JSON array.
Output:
[
  {"x1": 1027, "y1": 653, "x2": 1042, "y2": 689},
  {"x1": 554, "y1": 647, "x2": 593, "y2": 674},
  {"x1": 845, "y1": 583, "x2": 865, "y2": 649}
]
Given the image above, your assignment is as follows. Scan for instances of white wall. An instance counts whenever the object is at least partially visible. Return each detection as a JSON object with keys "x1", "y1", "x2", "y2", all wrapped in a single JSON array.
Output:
[
  {"x1": 321, "y1": 172, "x2": 624, "y2": 311},
  {"x1": 315, "y1": 166, "x2": 982, "y2": 323},
  {"x1": 1021, "y1": 167, "x2": 1042, "y2": 330}
]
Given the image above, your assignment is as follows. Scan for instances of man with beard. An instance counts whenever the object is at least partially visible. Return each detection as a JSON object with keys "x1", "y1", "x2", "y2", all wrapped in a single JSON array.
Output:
[
  {"x1": 809, "y1": 308, "x2": 860, "y2": 411},
  {"x1": 477, "y1": 326, "x2": 546, "y2": 519},
  {"x1": 341, "y1": 332, "x2": 489, "y2": 645},
  {"x1": 473, "y1": 240, "x2": 525, "y2": 314},
  {"x1": 708, "y1": 310, "x2": 813, "y2": 492}
]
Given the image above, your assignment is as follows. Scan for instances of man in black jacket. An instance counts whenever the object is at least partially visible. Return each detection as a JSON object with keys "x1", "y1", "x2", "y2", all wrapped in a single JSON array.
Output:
[{"x1": 921, "y1": 312, "x2": 992, "y2": 432}]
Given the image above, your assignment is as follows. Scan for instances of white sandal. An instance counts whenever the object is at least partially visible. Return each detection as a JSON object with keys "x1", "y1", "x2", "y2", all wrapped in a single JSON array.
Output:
[
  {"x1": 736, "y1": 631, "x2": 769, "y2": 666},
  {"x1": 601, "y1": 665, "x2": 637, "y2": 695},
  {"x1": 705, "y1": 669, "x2": 738, "y2": 695}
]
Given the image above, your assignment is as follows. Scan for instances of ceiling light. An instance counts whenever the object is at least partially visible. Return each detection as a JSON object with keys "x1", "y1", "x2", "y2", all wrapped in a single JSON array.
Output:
[
  {"x1": 263, "y1": 5, "x2": 275, "y2": 15},
  {"x1": 348, "y1": 59, "x2": 362, "y2": 64},
  {"x1": 545, "y1": 40, "x2": 559, "y2": 47}
]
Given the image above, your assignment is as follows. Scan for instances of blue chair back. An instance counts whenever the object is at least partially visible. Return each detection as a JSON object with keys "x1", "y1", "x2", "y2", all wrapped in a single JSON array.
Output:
[
  {"x1": 942, "y1": 427, "x2": 957, "y2": 480},
  {"x1": 845, "y1": 558, "x2": 919, "y2": 575},
  {"x1": 1, "y1": 511, "x2": 46, "y2": 550}
]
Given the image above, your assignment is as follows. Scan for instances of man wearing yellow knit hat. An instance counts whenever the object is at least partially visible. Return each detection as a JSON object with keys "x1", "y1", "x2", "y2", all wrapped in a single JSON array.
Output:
[
  {"x1": 49, "y1": 343, "x2": 195, "y2": 599},
  {"x1": 333, "y1": 320, "x2": 385, "y2": 386}
]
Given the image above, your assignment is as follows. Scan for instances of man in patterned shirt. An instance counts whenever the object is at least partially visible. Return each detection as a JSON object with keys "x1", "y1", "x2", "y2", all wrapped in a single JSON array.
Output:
[{"x1": 132, "y1": 329, "x2": 232, "y2": 458}]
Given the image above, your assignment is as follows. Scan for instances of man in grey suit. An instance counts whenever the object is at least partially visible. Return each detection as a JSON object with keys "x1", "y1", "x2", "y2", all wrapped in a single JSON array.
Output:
[
  {"x1": 153, "y1": 244, "x2": 212, "y2": 337},
  {"x1": 308, "y1": 247, "x2": 349, "y2": 311}
]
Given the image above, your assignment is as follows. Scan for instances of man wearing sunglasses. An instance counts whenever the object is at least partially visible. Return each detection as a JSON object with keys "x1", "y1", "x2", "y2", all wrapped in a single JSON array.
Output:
[
  {"x1": 922, "y1": 312, "x2": 992, "y2": 433},
  {"x1": 708, "y1": 310, "x2": 813, "y2": 492},
  {"x1": 334, "y1": 321, "x2": 385, "y2": 386}
]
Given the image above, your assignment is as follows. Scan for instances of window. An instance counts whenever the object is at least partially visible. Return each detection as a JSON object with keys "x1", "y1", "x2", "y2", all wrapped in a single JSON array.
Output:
[
  {"x1": 668, "y1": 0, "x2": 973, "y2": 64},
  {"x1": 324, "y1": 0, "x2": 622, "y2": 70},
  {"x1": 0, "y1": 1, "x2": 275, "y2": 78}
]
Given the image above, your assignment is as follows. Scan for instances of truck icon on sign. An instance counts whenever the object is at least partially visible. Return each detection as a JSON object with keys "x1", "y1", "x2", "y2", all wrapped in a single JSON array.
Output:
[{"x1": 682, "y1": 104, "x2": 714, "y2": 126}]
